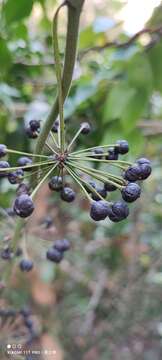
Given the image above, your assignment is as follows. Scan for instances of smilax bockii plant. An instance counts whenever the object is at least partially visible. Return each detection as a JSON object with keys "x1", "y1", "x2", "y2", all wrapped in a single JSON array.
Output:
[{"x1": 0, "y1": 0, "x2": 152, "y2": 275}]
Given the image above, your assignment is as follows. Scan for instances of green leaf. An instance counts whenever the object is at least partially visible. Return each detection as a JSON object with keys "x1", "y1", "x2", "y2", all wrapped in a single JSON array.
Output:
[
  {"x1": 4, "y1": 0, "x2": 34, "y2": 24},
  {"x1": 148, "y1": 41, "x2": 162, "y2": 93},
  {"x1": 120, "y1": 88, "x2": 149, "y2": 132},
  {"x1": 0, "y1": 38, "x2": 12, "y2": 73},
  {"x1": 127, "y1": 53, "x2": 153, "y2": 90},
  {"x1": 103, "y1": 81, "x2": 149, "y2": 132},
  {"x1": 103, "y1": 82, "x2": 136, "y2": 122}
]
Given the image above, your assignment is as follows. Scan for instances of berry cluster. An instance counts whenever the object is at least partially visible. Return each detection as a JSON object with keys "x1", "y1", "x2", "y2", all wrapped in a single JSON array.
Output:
[
  {"x1": 0, "y1": 119, "x2": 152, "y2": 272},
  {"x1": 0, "y1": 307, "x2": 36, "y2": 346}
]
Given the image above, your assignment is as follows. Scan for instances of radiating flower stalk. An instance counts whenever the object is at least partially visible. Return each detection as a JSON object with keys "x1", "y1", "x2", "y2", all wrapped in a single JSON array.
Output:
[{"x1": 0, "y1": 0, "x2": 152, "y2": 278}]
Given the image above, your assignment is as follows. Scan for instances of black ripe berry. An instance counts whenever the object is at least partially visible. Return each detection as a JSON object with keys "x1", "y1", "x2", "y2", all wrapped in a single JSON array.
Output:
[
  {"x1": 19, "y1": 259, "x2": 34, "y2": 272},
  {"x1": 90, "y1": 200, "x2": 110, "y2": 221},
  {"x1": 138, "y1": 163, "x2": 152, "y2": 180},
  {"x1": 61, "y1": 186, "x2": 76, "y2": 202},
  {"x1": 84, "y1": 181, "x2": 96, "y2": 194},
  {"x1": 104, "y1": 182, "x2": 117, "y2": 192},
  {"x1": 81, "y1": 122, "x2": 91, "y2": 135},
  {"x1": 25, "y1": 127, "x2": 38, "y2": 139},
  {"x1": 0, "y1": 144, "x2": 7, "y2": 158},
  {"x1": 136, "y1": 158, "x2": 151, "y2": 165},
  {"x1": 0, "y1": 161, "x2": 10, "y2": 177},
  {"x1": 48, "y1": 176, "x2": 63, "y2": 191},
  {"x1": 54, "y1": 239, "x2": 70, "y2": 252},
  {"x1": 106, "y1": 147, "x2": 118, "y2": 160},
  {"x1": 17, "y1": 157, "x2": 32, "y2": 171},
  {"x1": 46, "y1": 247, "x2": 63, "y2": 263},
  {"x1": 14, "y1": 194, "x2": 34, "y2": 218},
  {"x1": 116, "y1": 140, "x2": 129, "y2": 154},
  {"x1": 29, "y1": 120, "x2": 40, "y2": 132},
  {"x1": 108, "y1": 201, "x2": 129, "y2": 222},
  {"x1": 92, "y1": 148, "x2": 104, "y2": 159},
  {"x1": 51, "y1": 120, "x2": 59, "y2": 133},
  {"x1": 121, "y1": 183, "x2": 141, "y2": 203},
  {"x1": 8, "y1": 169, "x2": 24, "y2": 185},
  {"x1": 17, "y1": 183, "x2": 30, "y2": 196},
  {"x1": 124, "y1": 164, "x2": 141, "y2": 182},
  {"x1": 91, "y1": 186, "x2": 107, "y2": 201},
  {"x1": 1, "y1": 247, "x2": 13, "y2": 260}
]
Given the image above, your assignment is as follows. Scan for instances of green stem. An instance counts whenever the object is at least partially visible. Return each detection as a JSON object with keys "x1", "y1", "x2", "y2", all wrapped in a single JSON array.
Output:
[
  {"x1": 69, "y1": 155, "x2": 131, "y2": 167},
  {"x1": 53, "y1": 3, "x2": 66, "y2": 152},
  {"x1": 7, "y1": 149, "x2": 48, "y2": 158},
  {"x1": 33, "y1": 1, "x2": 84, "y2": 162},
  {"x1": 64, "y1": 164, "x2": 92, "y2": 201},
  {"x1": 31, "y1": 162, "x2": 58, "y2": 199}
]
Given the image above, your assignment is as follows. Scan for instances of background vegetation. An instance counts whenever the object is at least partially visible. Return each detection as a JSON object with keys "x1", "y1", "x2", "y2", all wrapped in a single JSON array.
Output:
[{"x1": 0, "y1": 0, "x2": 162, "y2": 359}]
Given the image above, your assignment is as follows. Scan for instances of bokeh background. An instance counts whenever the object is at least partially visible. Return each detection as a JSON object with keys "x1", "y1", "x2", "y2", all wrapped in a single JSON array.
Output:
[{"x1": 0, "y1": 0, "x2": 162, "y2": 359}]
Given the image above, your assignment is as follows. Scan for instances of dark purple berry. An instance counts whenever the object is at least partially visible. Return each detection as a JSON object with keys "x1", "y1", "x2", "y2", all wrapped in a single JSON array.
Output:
[
  {"x1": 108, "y1": 201, "x2": 129, "y2": 222},
  {"x1": 106, "y1": 147, "x2": 118, "y2": 160},
  {"x1": 17, "y1": 183, "x2": 30, "y2": 196},
  {"x1": 91, "y1": 186, "x2": 107, "y2": 201},
  {"x1": 136, "y1": 158, "x2": 151, "y2": 165},
  {"x1": 138, "y1": 163, "x2": 152, "y2": 180},
  {"x1": 25, "y1": 127, "x2": 38, "y2": 139},
  {"x1": 81, "y1": 122, "x2": 91, "y2": 135},
  {"x1": 0, "y1": 144, "x2": 7, "y2": 158},
  {"x1": 14, "y1": 194, "x2": 34, "y2": 218},
  {"x1": 15, "y1": 247, "x2": 23, "y2": 257},
  {"x1": 29, "y1": 120, "x2": 40, "y2": 132},
  {"x1": 8, "y1": 169, "x2": 24, "y2": 184},
  {"x1": 46, "y1": 247, "x2": 63, "y2": 263},
  {"x1": 51, "y1": 120, "x2": 59, "y2": 133},
  {"x1": 92, "y1": 148, "x2": 104, "y2": 159},
  {"x1": 124, "y1": 164, "x2": 141, "y2": 182},
  {"x1": 121, "y1": 183, "x2": 141, "y2": 203},
  {"x1": 84, "y1": 181, "x2": 96, "y2": 194},
  {"x1": 104, "y1": 182, "x2": 117, "y2": 192},
  {"x1": 17, "y1": 157, "x2": 32, "y2": 171},
  {"x1": 61, "y1": 187, "x2": 76, "y2": 202},
  {"x1": 1, "y1": 247, "x2": 13, "y2": 260},
  {"x1": 19, "y1": 259, "x2": 34, "y2": 272},
  {"x1": 20, "y1": 307, "x2": 31, "y2": 317},
  {"x1": 24, "y1": 318, "x2": 33, "y2": 329},
  {"x1": 0, "y1": 161, "x2": 10, "y2": 177},
  {"x1": 116, "y1": 140, "x2": 129, "y2": 155},
  {"x1": 48, "y1": 176, "x2": 63, "y2": 191},
  {"x1": 54, "y1": 239, "x2": 70, "y2": 252},
  {"x1": 90, "y1": 200, "x2": 110, "y2": 221}
]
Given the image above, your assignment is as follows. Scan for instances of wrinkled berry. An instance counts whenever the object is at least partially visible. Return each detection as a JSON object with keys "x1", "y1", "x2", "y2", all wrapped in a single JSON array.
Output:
[
  {"x1": 136, "y1": 158, "x2": 151, "y2": 165},
  {"x1": 25, "y1": 127, "x2": 38, "y2": 139},
  {"x1": 81, "y1": 122, "x2": 91, "y2": 135},
  {"x1": 19, "y1": 259, "x2": 34, "y2": 272},
  {"x1": 0, "y1": 161, "x2": 10, "y2": 177},
  {"x1": 17, "y1": 183, "x2": 30, "y2": 196},
  {"x1": 138, "y1": 163, "x2": 152, "y2": 180},
  {"x1": 29, "y1": 120, "x2": 40, "y2": 132},
  {"x1": 0, "y1": 144, "x2": 7, "y2": 158},
  {"x1": 124, "y1": 164, "x2": 141, "y2": 182},
  {"x1": 116, "y1": 140, "x2": 129, "y2": 154},
  {"x1": 104, "y1": 182, "x2": 117, "y2": 192},
  {"x1": 48, "y1": 176, "x2": 63, "y2": 191},
  {"x1": 46, "y1": 247, "x2": 63, "y2": 263},
  {"x1": 92, "y1": 148, "x2": 104, "y2": 159},
  {"x1": 1, "y1": 247, "x2": 13, "y2": 260},
  {"x1": 91, "y1": 186, "x2": 107, "y2": 201},
  {"x1": 14, "y1": 194, "x2": 34, "y2": 218},
  {"x1": 106, "y1": 147, "x2": 118, "y2": 160},
  {"x1": 17, "y1": 157, "x2": 32, "y2": 171},
  {"x1": 54, "y1": 239, "x2": 71, "y2": 252},
  {"x1": 61, "y1": 187, "x2": 76, "y2": 202},
  {"x1": 122, "y1": 183, "x2": 141, "y2": 202},
  {"x1": 90, "y1": 200, "x2": 110, "y2": 221},
  {"x1": 8, "y1": 169, "x2": 24, "y2": 184},
  {"x1": 108, "y1": 201, "x2": 129, "y2": 222}
]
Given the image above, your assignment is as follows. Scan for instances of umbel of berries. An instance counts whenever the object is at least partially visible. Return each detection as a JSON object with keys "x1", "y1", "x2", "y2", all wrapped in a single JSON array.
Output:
[{"x1": 0, "y1": 0, "x2": 153, "y2": 277}]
